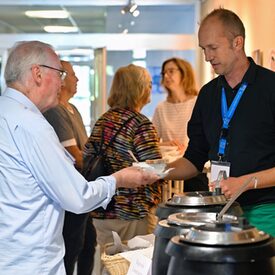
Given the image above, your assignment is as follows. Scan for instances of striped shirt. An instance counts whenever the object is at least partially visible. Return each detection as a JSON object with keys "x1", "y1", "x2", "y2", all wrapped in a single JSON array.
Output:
[
  {"x1": 152, "y1": 98, "x2": 197, "y2": 146},
  {"x1": 83, "y1": 108, "x2": 162, "y2": 220}
]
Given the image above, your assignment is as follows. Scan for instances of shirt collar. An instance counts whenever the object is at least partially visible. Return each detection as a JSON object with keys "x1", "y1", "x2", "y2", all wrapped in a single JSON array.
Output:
[
  {"x1": 2, "y1": 87, "x2": 41, "y2": 115},
  {"x1": 217, "y1": 57, "x2": 257, "y2": 90}
]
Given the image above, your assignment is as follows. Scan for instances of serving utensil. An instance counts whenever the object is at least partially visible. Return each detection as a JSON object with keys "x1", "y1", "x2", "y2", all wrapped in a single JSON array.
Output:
[{"x1": 216, "y1": 176, "x2": 256, "y2": 221}]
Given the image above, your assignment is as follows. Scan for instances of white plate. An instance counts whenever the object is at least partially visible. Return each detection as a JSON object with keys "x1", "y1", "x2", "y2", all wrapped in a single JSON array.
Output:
[
  {"x1": 132, "y1": 162, "x2": 174, "y2": 179},
  {"x1": 133, "y1": 162, "x2": 165, "y2": 173},
  {"x1": 157, "y1": 168, "x2": 175, "y2": 179}
]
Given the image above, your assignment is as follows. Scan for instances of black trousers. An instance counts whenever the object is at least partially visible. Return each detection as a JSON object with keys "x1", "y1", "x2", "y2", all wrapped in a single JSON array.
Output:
[{"x1": 63, "y1": 212, "x2": 97, "y2": 275}]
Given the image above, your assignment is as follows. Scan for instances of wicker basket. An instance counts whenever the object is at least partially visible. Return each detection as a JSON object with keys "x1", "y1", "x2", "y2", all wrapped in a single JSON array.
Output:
[{"x1": 101, "y1": 243, "x2": 130, "y2": 275}]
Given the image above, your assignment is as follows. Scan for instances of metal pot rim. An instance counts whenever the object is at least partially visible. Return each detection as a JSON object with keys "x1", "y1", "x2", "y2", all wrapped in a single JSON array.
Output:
[
  {"x1": 167, "y1": 212, "x2": 238, "y2": 227},
  {"x1": 166, "y1": 191, "x2": 227, "y2": 207},
  {"x1": 180, "y1": 224, "x2": 270, "y2": 245}
]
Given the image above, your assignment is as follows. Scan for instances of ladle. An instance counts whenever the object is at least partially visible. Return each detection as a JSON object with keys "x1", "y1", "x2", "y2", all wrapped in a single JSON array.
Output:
[{"x1": 216, "y1": 176, "x2": 256, "y2": 221}]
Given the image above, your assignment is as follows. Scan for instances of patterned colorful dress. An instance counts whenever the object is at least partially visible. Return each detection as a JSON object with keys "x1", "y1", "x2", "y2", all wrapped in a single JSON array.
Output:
[{"x1": 83, "y1": 107, "x2": 162, "y2": 220}]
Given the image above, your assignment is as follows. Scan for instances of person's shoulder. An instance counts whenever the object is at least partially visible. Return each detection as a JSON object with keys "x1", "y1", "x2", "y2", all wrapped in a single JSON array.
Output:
[
  {"x1": 44, "y1": 105, "x2": 67, "y2": 123},
  {"x1": 137, "y1": 112, "x2": 151, "y2": 122},
  {"x1": 157, "y1": 101, "x2": 176, "y2": 114},
  {"x1": 158, "y1": 100, "x2": 167, "y2": 106},
  {"x1": 92, "y1": 110, "x2": 109, "y2": 127},
  {"x1": 185, "y1": 96, "x2": 197, "y2": 108},
  {"x1": 44, "y1": 105, "x2": 64, "y2": 116},
  {"x1": 201, "y1": 76, "x2": 219, "y2": 90},
  {"x1": 120, "y1": 109, "x2": 152, "y2": 126},
  {"x1": 198, "y1": 77, "x2": 220, "y2": 98},
  {"x1": 256, "y1": 64, "x2": 275, "y2": 78},
  {"x1": 251, "y1": 64, "x2": 275, "y2": 93},
  {"x1": 96, "y1": 108, "x2": 137, "y2": 125},
  {"x1": 134, "y1": 113, "x2": 155, "y2": 133},
  {"x1": 119, "y1": 108, "x2": 150, "y2": 124},
  {"x1": 188, "y1": 95, "x2": 198, "y2": 103},
  {"x1": 154, "y1": 100, "x2": 167, "y2": 109},
  {"x1": 69, "y1": 103, "x2": 79, "y2": 112},
  {"x1": 19, "y1": 110, "x2": 54, "y2": 140}
]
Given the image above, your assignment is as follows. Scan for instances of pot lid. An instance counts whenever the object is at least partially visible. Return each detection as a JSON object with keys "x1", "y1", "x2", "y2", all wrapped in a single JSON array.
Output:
[
  {"x1": 155, "y1": 220, "x2": 190, "y2": 238},
  {"x1": 167, "y1": 212, "x2": 238, "y2": 228},
  {"x1": 180, "y1": 222, "x2": 270, "y2": 245},
  {"x1": 166, "y1": 191, "x2": 227, "y2": 207}
]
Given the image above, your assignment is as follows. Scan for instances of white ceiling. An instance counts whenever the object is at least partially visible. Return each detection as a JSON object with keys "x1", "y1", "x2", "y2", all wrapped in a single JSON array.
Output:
[
  {"x1": 0, "y1": 0, "x2": 199, "y2": 5},
  {"x1": 0, "y1": 0, "x2": 201, "y2": 34}
]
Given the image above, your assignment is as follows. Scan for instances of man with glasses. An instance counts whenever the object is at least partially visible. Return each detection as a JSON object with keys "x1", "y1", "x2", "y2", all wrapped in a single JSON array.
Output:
[{"x1": 0, "y1": 41, "x2": 159, "y2": 274}]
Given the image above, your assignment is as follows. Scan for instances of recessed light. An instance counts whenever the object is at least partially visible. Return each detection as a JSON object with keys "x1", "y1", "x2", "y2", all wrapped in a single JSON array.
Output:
[
  {"x1": 44, "y1": 26, "x2": 78, "y2": 33},
  {"x1": 132, "y1": 10, "x2": 140, "y2": 17},
  {"x1": 25, "y1": 10, "x2": 69, "y2": 19}
]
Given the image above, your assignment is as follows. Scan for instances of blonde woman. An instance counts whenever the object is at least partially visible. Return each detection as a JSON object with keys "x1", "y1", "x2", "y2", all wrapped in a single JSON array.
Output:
[{"x1": 83, "y1": 64, "x2": 163, "y2": 245}]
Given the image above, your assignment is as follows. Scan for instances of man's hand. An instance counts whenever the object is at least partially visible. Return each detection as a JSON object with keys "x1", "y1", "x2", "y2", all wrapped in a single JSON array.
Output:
[
  {"x1": 112, "y1": 166, "x2": 160, "y2": 189},
  {"x1": 209, "y1": 176, "x2": 253, "y2": 199}
]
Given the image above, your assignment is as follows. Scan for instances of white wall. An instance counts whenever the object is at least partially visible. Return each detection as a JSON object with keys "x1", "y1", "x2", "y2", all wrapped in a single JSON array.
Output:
[{"x1": 198, "y1": 0, "x2": 275, "y2": 86}]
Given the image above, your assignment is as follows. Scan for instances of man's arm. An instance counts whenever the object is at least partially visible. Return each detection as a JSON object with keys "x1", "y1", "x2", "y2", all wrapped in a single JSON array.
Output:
[{"x1": 166, "y1": 157, "x2": 199, "y2": 180}]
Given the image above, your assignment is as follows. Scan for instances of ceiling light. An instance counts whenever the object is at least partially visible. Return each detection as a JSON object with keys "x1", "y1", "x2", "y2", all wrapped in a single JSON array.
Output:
[
  {"x1": 121, "y1": 0, "x2": 139, "y2": 17},
  {"x1": 129, "y1": 3, "x2": 138, "y2": 14},
  {"x1": 25, "y1": 10, "x2": 69, "y2": 19},
  {"x1": 56, "y1": 48, "x2": 94, "y2": 58},
  {"x1": 132, "y1": 10, "x2": 140, "y2": 17},
  {"x1": 132, "y1": 49, "x2": 146, "y2": 59},
  {"x1": 121, "y1": 8, "x2": 127, "y2": 15},
  {"x1": 44, "y1": 26, "x2": 78, "y2": 33}
]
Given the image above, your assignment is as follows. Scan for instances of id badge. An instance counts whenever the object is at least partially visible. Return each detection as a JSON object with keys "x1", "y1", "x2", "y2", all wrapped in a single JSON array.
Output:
[{"x1": 210, "y1": 160, "x2": 231, "y2": 183}]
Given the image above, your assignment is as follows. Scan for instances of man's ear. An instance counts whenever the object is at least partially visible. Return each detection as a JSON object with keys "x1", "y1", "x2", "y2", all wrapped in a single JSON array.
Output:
[
  {"x1": 233, "y1": 36, "x2": 244, "y2": 50},
  {"x1": 31, "y1": 65, "x2": 43, "y2": 86}
]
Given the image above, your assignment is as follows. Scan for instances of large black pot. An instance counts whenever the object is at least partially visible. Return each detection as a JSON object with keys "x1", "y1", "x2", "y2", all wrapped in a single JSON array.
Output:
[
  {"x1": 152, "y1": 220, "x2": 188, "y2": 275},
  {"x1": 152, "y1": 212, "x2": 238, "y2": 275},
  {"x1": 166, "y1": 223, "x2": 275, "y2": 275},
  {"x1": 156, "y1": 191, "x2": 243, "y2": 220}
]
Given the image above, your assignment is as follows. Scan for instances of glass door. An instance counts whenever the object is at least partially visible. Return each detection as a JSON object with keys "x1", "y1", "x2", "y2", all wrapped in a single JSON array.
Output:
[{"x1": 91, "y1": 47, "x2": 107, "y2": 129}]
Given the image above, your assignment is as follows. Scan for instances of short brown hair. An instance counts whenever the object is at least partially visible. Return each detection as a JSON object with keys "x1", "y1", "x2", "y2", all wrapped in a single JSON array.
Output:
[
  {"x1": 108, "y1": 64, "x2": 151, "y2": 110},
  {"x1": 200, "y1": 8, "x2": 245, "y2": 42},
  {"x1": 161, "y1": 57, "x2": 198, "y2": 96}
]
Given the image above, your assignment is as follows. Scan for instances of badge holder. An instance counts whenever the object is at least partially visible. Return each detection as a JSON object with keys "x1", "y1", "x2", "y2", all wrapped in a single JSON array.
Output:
[{"x1": 210, "y1": 160, "x2": 230, "y2": 183}]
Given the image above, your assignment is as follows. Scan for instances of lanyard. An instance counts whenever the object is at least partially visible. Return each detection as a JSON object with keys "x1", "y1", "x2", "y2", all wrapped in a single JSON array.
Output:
[{"x1": 218, "y1": 82, "x2": 248, "y2": 158}]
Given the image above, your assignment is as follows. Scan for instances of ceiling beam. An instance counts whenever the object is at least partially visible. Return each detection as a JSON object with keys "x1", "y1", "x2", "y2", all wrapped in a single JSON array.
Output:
[
  {"x1": 0, "y1": 33, "x2": 196, "y2": 51},
  {"x1": 0, "y1": 0, "x2": 200, "y2": 6}
]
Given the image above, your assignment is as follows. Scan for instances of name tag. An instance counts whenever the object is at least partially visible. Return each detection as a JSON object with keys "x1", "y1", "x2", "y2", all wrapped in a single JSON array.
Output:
[{"x1": 210, "y1": 161, "x2": 231, "y2": 183}]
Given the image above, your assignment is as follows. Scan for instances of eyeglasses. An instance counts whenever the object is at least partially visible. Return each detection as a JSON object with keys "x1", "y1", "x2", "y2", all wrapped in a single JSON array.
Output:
[
  {"x1": 161, "y1": 68, "x2": 180, "y2": 77},
  {"x1": 39, "y1": 64, "x2": 67, "y2": 80}
]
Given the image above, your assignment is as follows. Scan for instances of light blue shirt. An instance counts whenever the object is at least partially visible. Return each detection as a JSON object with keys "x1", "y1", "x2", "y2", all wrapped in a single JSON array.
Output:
[{"x1": 0, "y1": 88, "x2": 116, "y2": 274}]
